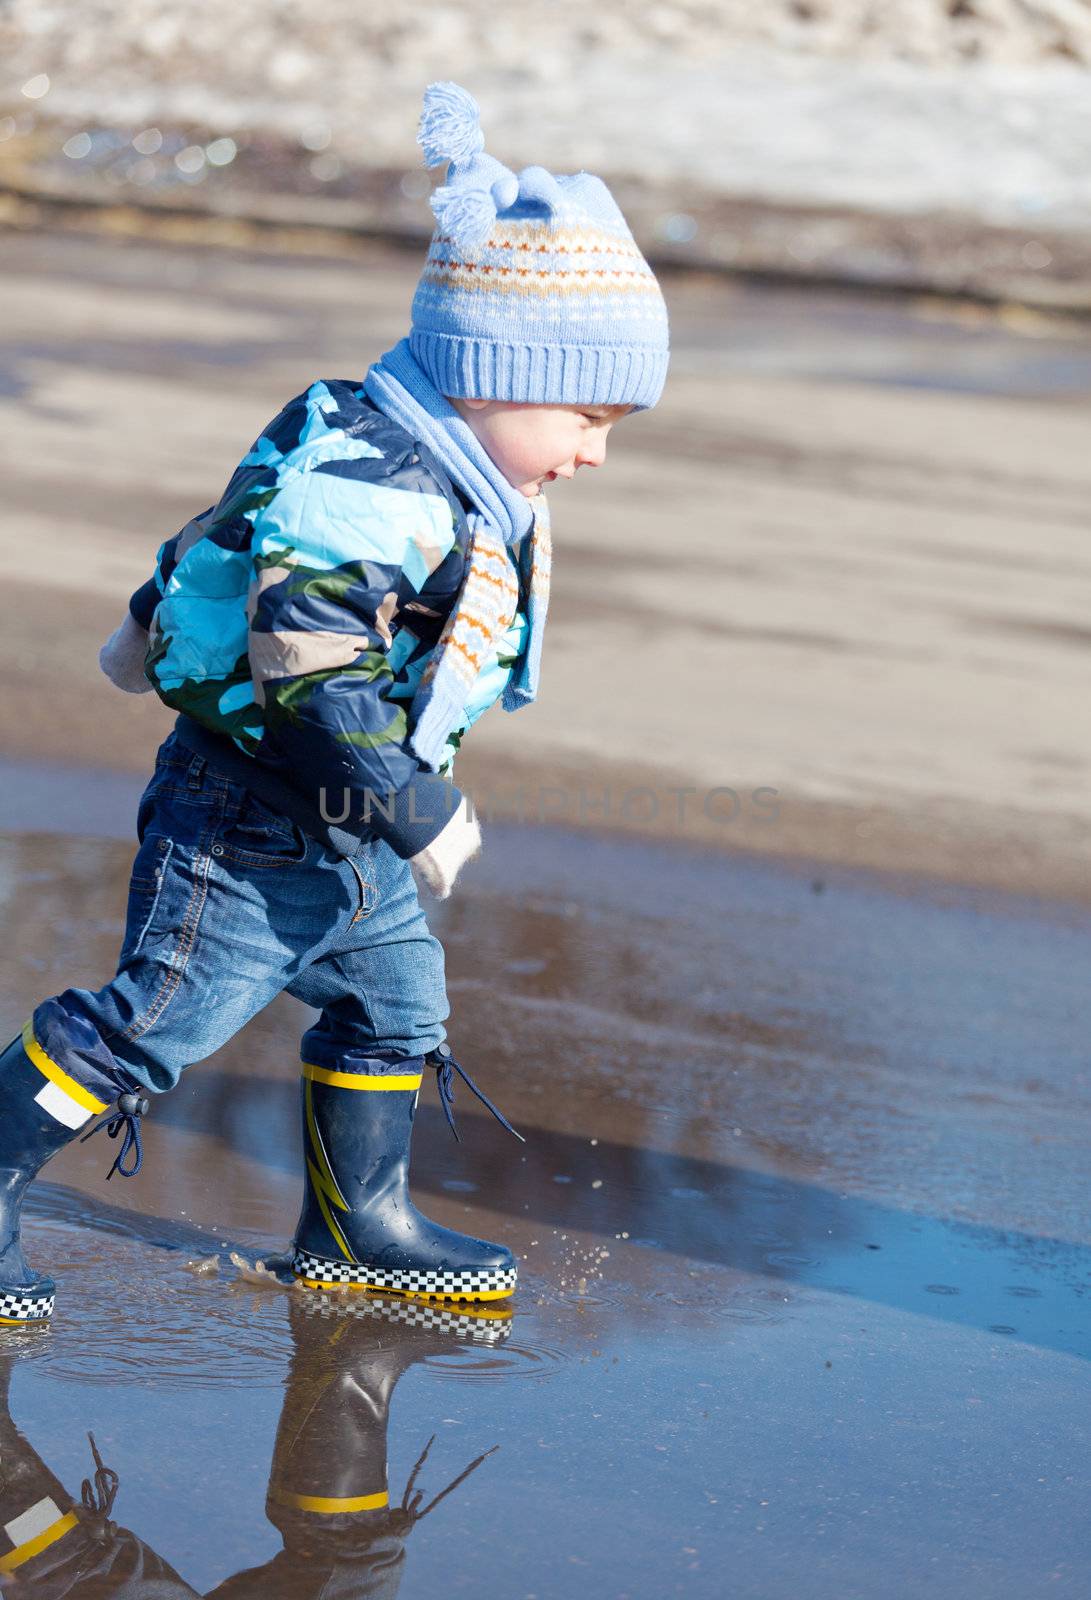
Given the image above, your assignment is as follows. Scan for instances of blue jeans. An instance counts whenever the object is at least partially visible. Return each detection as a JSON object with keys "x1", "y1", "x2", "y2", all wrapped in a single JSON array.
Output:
[{"x1": 35, "y1": 732, "x2": 449, "y2": 1095}]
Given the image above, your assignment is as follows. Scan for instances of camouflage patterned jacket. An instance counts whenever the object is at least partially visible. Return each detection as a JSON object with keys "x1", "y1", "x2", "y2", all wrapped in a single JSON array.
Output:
[{"x1": 128, "y1": 379, "x2": 529, "y2": 858}]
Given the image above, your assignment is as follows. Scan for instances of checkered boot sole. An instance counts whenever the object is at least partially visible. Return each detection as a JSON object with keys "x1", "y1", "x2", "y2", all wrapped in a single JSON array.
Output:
[
  {"x1": 0, "y1": 1287, "x2": 55, "y2": 1324},
  {"x1": 292, "y1": 1247, "x2": 517, "y2": 1302},
  {"x1": 297, "y1": 1285, "x2": 513, "y2": 1343}
]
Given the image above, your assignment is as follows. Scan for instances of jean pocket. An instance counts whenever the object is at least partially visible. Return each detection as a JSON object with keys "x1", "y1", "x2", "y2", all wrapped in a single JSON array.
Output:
[{"x1": 214, "y1": 792, "x2": 310, "y2": 869}]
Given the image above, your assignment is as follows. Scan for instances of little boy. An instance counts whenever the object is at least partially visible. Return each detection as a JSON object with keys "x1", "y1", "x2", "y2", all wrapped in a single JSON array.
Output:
[{"x1": 0, "y1": 82, "x2": 669, "y2": 1323}]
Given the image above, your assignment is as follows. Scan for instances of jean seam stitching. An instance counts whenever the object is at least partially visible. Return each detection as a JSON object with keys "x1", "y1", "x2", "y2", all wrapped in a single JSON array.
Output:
[
  {"x1": 120, "y1": 803, "x2": 220, "y2": 1041},
  {"x1": 346, "y1": 858, "x2": 376, "y2": 922},
  {"x1": 129, "y1": 838, "x2": 174, "y2": 961}
]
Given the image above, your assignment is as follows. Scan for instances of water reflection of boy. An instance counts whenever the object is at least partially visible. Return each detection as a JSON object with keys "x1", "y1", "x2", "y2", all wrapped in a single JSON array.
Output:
[{"x1": 0, "y1": 1296, "x2": 507, "y2": 1598}]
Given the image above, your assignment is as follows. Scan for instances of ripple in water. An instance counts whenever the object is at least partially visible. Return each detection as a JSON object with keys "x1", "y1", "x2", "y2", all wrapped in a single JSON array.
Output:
[
  {"x1": 763, "y1": 1250, "x2": 820, "y2": 1269},
  {"x1": 420, "y1": 1338, "x2": 569, "y2": 1384},
  {"x1": 15, "y1": 1222, "x2": 293, "y2": 1390},
  {"x1": 16, "y1": 1214, "x2": 571, "y2": 1388}
]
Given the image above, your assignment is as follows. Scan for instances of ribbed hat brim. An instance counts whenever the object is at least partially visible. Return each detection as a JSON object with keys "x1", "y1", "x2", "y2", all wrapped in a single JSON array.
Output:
[{"x1": 409, "y1": 331, "x2": 668, "y2": 413}]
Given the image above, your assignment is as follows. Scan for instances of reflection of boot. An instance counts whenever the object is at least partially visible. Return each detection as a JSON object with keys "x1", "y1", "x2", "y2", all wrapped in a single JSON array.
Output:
[
  {"x1": 0, "y1": 1346, "x2": 79, "y2": 1584},
  {"x1": 209, "y1": 1294, "x2": 505, "y2": 1600},
  {"x1": 290, "y1": 1044, "x2": 520, "y2": 1302},
  {"x1": 0, "y1": 1350, "x2": 197, "y2": 1597},
  {"x1": 296, "y1": 1284, "x2": 514, "y2": 1345},
  {"x1": 0, "y1": 1010, "x2": 149, "y2": 1322}
]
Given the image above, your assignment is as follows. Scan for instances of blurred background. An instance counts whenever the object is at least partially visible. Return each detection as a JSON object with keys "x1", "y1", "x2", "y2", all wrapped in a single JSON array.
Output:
[
  {"x1": 3, "y1": 0, "x2": 1091, "y2": 900},
  {"x1": 7, "y1": 0, "x2": 1091, "y2": 294},
  {"x1": 4, "y1": 0, "x2": 1091, "y2": 903}
]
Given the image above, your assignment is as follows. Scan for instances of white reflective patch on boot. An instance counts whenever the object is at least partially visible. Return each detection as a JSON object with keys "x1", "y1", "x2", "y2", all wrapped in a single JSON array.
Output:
[
  {"x1": 34, "y1": 1080, "x2": 94, "y2": 1130},
  {"x1": 4, "y1": 1496, "x2": 62, "y2": 1547}
]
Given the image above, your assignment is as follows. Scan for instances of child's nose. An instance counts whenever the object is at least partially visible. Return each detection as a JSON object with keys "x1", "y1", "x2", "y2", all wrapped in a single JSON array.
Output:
[{"x1": 577, "y1": 436, "x2": 608, "y2": 469}]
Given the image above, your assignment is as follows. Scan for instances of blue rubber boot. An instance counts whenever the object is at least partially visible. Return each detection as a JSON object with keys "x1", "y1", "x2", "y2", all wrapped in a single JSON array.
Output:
[
  {"x1": 290, "y1": 1044, "x2": 522, "y2": 1303},
  {"x1": 0, "y1": 1018, "x2": 148, "y2": 1323}
]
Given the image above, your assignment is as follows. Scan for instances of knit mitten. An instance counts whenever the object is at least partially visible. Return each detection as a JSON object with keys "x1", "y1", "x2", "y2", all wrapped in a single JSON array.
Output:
[
  {"x1": 99, "y1": 613, "x2": 153, "y2": 694},
  {"x1": 410, "y1": 794, "x2": 481, "y2": 899}
]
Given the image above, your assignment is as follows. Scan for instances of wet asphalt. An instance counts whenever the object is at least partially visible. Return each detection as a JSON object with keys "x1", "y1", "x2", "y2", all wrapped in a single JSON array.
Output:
[{"x1": 0, "y1": 763, "x2": 1088, "y2": 1598}]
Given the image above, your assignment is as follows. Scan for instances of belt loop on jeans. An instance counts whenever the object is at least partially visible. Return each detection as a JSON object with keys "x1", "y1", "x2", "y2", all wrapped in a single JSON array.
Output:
[{"x1": 186, "y1": 753, "x2": 207, "y2": 791}]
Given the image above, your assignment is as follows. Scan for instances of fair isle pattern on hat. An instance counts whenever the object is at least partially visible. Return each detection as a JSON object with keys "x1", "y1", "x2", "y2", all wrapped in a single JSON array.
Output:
[{"x1": 410, "y1": 82, "x2": 669, "y2": 412}]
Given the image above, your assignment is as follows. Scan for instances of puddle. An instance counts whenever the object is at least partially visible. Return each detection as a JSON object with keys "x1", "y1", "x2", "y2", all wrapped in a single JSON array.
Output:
[{"x1": 1, "y1": 792, "x2": 1089, "y2": 1596}]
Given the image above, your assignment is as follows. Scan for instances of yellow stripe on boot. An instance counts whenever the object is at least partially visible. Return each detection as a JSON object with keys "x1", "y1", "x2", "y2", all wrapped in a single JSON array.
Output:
[
  {"x1": 0, "y1": 1500, "x2": 79, "y2": 1574},
  {"x1": 21, "y1": 1020, "x2": 107, "y2": 1128},
  {"x1": 270, "y1": 1487, "x2": 390, "y2": 1514},
  {"x1": 302, "y1": 1062, "x2": 423, "y2": 1092}
]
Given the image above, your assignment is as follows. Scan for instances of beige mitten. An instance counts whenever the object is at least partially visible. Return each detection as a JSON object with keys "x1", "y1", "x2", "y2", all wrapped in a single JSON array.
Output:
[
  {"x1": 99, "y1": 612, "x2": 153, "y2": 694},
  {"x1": 410, "y1": 794, "x2": 482, "y2": 900}
]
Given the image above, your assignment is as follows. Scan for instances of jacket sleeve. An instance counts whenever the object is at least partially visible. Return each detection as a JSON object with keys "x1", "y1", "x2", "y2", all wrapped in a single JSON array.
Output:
[
  {"x1": 127, "y1": 508, "x2": 214, "y2": 630},
  {"x1": 246, "y1": 463, "x2": 466, "y2": 859}
]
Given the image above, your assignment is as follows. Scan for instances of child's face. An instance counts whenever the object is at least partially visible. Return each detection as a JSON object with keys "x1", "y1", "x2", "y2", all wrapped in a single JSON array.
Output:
[{"x1": 447, "y1": 397, "x2": 633, "y2": 497}]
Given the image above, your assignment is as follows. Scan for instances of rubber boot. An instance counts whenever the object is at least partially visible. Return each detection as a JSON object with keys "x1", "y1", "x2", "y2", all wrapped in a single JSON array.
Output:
[
  {"x1": 0, "y1": 1016, "x2": 149, "y2": 1323},
  {"x1": 290, "y1": 1044, "x2": 521, "y2": 1303},
  {"x1": 208, "y1": 1292, "x2": 505, "y2": 1600},
  {"x1": 0, "y1": 1349, "x2": 198, "y2": 1598}
]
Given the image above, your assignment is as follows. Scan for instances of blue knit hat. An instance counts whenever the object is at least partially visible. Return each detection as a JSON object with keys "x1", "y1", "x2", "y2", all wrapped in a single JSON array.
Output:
[{"x1": 409, "y1": 83, "x2": 670, "y2": 412}]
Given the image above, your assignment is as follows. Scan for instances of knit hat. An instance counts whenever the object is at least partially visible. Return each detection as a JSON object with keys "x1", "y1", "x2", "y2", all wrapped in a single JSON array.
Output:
[{"x1": 408, "y1": 82, "x2": 670, "y2": 412}]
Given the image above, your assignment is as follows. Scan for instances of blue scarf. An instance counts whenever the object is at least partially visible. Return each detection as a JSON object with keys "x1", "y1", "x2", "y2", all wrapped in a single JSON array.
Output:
[
  {"x1": 362, "y1": 339, "x2": 551, "y2": 768},
  {"x1": 365, "y1": 338, "x2": 535, "y2": 545}
]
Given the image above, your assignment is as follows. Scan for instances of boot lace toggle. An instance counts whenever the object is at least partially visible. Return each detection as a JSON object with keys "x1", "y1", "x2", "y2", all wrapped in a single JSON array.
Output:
[
  {"x1": 79, "y1": 1090, "x2": 150, "y2": 1180},
  {"x1": 425, "y1": 1044, "x2": 525, "y2": 1145}
]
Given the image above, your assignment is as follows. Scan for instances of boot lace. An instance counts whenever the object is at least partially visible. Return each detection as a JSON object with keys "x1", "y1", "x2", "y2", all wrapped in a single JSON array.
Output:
[
  {"x1": 80, "y1": 1433, "x2": 120, "y2": 1542},
  {"x1": 425, "y1": 1046, "x2": 524, "y2": 1145},
  {"x1": 387, "y1": 1434, "x2": 498, "y2": 1535},
  {"x1": 79, "y1": 1090, "x2": 149, "y2": 1180}
]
